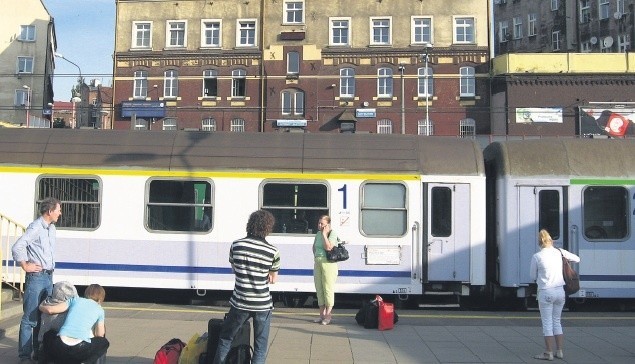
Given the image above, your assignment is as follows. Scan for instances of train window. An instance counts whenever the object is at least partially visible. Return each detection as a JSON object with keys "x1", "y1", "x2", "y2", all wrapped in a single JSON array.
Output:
[
  {"x1": 361, "y1": 183, "x2": 407, "y2": 236},
  {"x1": 146, "y1": 179, "x2": 213, "y2": 232},
  {"x1": 262, "y1": 182, "x2": 328, "y2": 234},
  {"x1": 539, "y1": 190, "x2": 560, "y2": 239},
  {"x1": 583, "y1": 186, "x2": 628, "y2": 241},
  {"x1": 37, "y1": 177, "x2": 101, "y2": 230},
  {"x1": 431, "y1": 187, "x2": 451, "y2": 237}
]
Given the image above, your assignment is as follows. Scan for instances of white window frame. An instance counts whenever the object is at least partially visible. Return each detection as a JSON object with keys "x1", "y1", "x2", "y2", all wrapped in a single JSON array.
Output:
[
  {"x1": 513, "y1": 16, "x2": 523, "y2": 39},
  {"x1": 376, "y1": 119, "x2": 393, "y2": 134},
  {"x1": 283, "y1": 0, "x2": 304, "y2": 24},
  {"x1": 203, "y1": 69, "x2": 218, "y2": 98},
  {"x1": 370, "y1": 17, "x2": 392, "y2": 46},
  {"x1": 166, "y1": 20, "x2": 187, "y2": 48},
  {"x1": 202, "y1": 118, "x2": 216, "y2": 131},
  {"x1": 281, "y1": 89, "x2": 305, "y2": 116},
  {"x1": 17, "y1": 57, "x2": 34, "y2": 73},
  {"x1": 454, "y1": 17, "x2": 475, "y2": 44},
  {"x1": 599, "y1": 0, "x2": 610, "y2": 20},
  {"x1": 552, "y1": 31, "x2": 561, "y2": 51},
  {"x1": 499, "y1": 21, "x2": 509, "y2": 42},
  {"x1": 459, "y1": 118, "x2": 476, "y2": 138},
  {"x1": 528, "y1": 14, "x2": 537, "y2": 37},
  {"x1": 417, "y1": 67, "x2": 433, "y2": 98},
  {"x1": 580, "y1": 0, "x2": 591, "y2": 23},
  {"x1": 19, "y1": 25, "x2": 36, "y2": 41},
  {"x1": 581, "y1": 41, "x2": 592, "y2": 52},
  {"x1": 15, "y1": 89, "x2": 29, "y2": 106},
  {"x1": 617, "y1": 0, "x2": 625, "y2": 14},
  {"x1": 377, "y1": 68, "x2": 393, "y2": 98},
  {"x1": 411, "y1": 17, "x2": 432, "y2": 45},
  {"x1": 551, "y1": 0, "x2": 559, "y2": 11},
  {"x1": 237, "y1": 19, "x2": 257, "y2": 47},
  {"x1": 329, "y1": 17, "x2": 351, "y2": 46},
  {"x1": 132, "y1": 21, "x2": 152, "y2": 49},
  {"x1": 287, "y1": 51, "x2": 300, "y2": 75},
  {"x1": 232, "y1": 69, "x2": 247, "y2": 97},
  {"x1": 340, "y1": 68, "x2": 355, "y2": 98},
  {"x1": 618, "y1": 34, "x2": 631, "y2": 53},
  {"x1": 163, "y1": 118, "x2": 177, "y2": 131},
  {"x1": 133, "y1": 70, "x2": 148, "y2": 99},
  {"x1": 201, "y1": 19, "x2": 222, "y2": 48},
  {"x1": 134, "y1": 118, "x2": 148, "y2": 130},
  {"x1": 459, "y1": 66, "x2": 475, "y2": 98},
  {"x1": 418, "y1": 119, "x2": 434, "y2": 136},
  {"x1": 164, "y1": 70, "x2": 178, "y2": 98},
  {"x1": 231, "y1": 118, "x2": 245, "y2": 132}
]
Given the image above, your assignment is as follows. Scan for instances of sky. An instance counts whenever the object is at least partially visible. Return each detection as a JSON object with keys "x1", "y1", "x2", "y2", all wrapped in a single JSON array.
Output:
[{"x1": 44, "y1": 0, "x2": 115, "y2": 101}]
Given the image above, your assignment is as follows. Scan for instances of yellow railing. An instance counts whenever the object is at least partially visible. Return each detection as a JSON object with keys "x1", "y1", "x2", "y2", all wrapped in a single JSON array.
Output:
[{"x1": 0, "y1": 213, "x2": 26, "y2": 314}]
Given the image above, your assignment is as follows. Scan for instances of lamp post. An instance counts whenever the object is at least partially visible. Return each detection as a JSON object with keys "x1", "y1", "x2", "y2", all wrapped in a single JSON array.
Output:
[
  {"x1": 398, "y1": 64, "x2": 405, "y2": 134},
  {"x1": 422, "y1": 44, "x2": 433, "y2": 129},
  {"x1": 22, "y1": 85, "x2": 31, "y2": 128},
  {"x1": 55, "y1": 52, "x2": 84, "y2": 128}
]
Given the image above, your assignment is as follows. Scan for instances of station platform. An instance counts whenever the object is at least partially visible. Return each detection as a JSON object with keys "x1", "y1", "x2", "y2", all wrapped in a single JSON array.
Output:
[{"x1": 1, "y1": 300, "x2": 634, "y2": 363}]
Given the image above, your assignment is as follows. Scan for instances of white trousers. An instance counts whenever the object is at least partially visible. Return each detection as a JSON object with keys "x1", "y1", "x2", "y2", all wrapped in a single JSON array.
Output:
[{"x1": 538, "y1": 286, "x2": 566, "y2": 337}]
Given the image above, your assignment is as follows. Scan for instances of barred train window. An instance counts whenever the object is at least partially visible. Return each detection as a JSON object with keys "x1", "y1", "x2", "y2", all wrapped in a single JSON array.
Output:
[
  {"x1": 147, "y1": 179, "x2": 213, "y2": 232},
  {"x1": 361, "y1": 183, "x2": 407, "y2": 236},
  {"x1": 262, "y1": 182, "x2": 328, "y2": 234},
  {"x1": 583, "y1": 186, "x2": 628, "y2": 240},
  {"x1": 37, "y1": 177, "x2": 101, "y2": 229}
]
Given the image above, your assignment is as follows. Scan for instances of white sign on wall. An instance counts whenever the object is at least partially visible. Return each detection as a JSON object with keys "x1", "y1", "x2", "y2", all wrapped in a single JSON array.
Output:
[{"x1": 515, "y1": 107, "x2": 563, "y2": 124}]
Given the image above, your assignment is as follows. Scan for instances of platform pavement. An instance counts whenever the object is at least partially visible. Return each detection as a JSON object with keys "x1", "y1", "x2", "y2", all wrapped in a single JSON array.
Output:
[{"x1": 0, "y1": 301, "x2": 634, "y2": 364}]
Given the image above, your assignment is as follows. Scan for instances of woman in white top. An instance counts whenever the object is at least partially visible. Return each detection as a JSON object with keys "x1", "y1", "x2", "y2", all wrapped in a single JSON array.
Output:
[{"x1": 530, "y1": 229, "x2": 580, "y2": 361}]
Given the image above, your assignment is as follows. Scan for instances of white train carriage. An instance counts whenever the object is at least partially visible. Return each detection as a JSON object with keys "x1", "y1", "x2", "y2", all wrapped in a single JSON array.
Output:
[
  {"x1": 0, "y1": 129, "x2": 485, "y2": 299},
  {"x1": 484, "y1": 138, "x2": 635, "y2": 301}
]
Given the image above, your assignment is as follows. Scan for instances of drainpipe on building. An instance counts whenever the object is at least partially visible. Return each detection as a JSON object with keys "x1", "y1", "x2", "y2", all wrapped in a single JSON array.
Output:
[{"x1": 259, "y1": 0, "x2": 266, "y2": 132}]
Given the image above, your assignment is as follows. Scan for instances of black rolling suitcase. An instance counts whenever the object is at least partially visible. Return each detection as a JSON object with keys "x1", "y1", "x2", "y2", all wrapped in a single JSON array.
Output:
[{"x1": 206, "y1": 315, "x2": 251, "y2": 364}]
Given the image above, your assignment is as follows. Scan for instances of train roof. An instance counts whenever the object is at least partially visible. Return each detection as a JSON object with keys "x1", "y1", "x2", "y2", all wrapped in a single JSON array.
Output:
[
  {"x1": 0, "y1": 129, "x2": 484, "y2": 176},
  {"x1": 484, "y1": 138, "x2": 635, "y2": 178}
]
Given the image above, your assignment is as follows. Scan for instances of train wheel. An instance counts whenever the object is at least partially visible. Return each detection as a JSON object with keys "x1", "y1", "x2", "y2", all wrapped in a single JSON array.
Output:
[{"x1": 281, "y1": 293, "x2": 308, "y2": 308}]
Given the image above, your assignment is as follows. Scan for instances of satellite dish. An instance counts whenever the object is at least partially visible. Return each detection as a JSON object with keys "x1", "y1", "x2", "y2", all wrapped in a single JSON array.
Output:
[
  {"x1": 590, "y1": 36, "x2": 598, "y2": 45},
  {"x1": 614, "y1": 11, "x2": 622, "y2": 19},
  {"x1": 603, "y1": 36, "x2": 614, "y2": 48}
]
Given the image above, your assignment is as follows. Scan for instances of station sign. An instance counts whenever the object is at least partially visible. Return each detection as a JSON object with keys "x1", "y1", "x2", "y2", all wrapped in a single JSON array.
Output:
[
  {"x1": 355, "y1": 108, "x2": 376, "y2": 118},
  {"x1": 121, "y1": 101, "x2": 166, "y2": 118},
  {"x1": 276, "y1": 119, "x2": 307, "y2": 127}
]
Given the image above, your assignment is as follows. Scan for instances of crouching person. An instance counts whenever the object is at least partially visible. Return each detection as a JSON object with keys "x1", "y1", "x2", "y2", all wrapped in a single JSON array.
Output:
[
  {"x1": 37, "y1": 281, "x2": 78, "y2": 364},
  {"x1": 39, "y1": 284, "x2": 109, "y2": 364}
]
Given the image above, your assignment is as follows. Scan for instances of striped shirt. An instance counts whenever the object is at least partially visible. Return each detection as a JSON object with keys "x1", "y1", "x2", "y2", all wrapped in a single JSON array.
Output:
[{"x1": 228, "y1": 235, "x2": 281, "y2": 311}]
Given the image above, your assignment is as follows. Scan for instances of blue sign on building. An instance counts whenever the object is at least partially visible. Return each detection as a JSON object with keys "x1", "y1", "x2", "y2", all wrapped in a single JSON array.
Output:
[
  {"x1": 121, "y1": 101, "x2": 166, "y2": 118},
  {"x1": 355, "y1": 108, "x2": 376, "y2": 118}
]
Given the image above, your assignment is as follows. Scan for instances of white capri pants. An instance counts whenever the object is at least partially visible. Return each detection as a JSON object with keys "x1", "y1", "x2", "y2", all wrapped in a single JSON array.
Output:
[{"x1": 538, "y1": 286, "x2": 566, "y2": 337}]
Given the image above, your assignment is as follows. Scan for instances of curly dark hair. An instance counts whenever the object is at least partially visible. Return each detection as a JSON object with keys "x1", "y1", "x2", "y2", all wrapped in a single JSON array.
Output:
[{"x1": 246, "y1": 210, "x2": 275, "y2": 239}]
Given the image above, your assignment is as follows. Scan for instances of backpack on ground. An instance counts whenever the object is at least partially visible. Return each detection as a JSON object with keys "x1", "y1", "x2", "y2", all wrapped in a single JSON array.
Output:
[{"x1": 154, "y1": 338, "x2": 186, "y2": 364}]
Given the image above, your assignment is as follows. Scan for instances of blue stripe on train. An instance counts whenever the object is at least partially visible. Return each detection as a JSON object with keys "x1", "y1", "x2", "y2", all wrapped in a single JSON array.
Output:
[{"x1": 580, "y1": 275, "x2": 635, "y2": 281}]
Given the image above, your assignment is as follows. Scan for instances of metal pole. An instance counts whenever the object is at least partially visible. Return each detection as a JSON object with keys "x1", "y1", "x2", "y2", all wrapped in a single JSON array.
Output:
[{"x1": 399, "y1": 64, "x2": 405, "y2": 134}]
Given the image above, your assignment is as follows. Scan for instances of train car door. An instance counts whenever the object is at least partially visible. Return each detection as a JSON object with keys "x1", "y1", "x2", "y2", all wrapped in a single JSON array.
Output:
[
  {"x1": 425, "y1": 183, "x2": 470, "y2": 282},
  {"x1": 518, "y1": 187, "x2": 564, "y2": 283}
]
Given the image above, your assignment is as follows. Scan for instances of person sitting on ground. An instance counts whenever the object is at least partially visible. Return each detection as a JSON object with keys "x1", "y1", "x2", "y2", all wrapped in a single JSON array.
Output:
[
  {"x1": 37, "y1": 281, "x2": 78, "y2": 364},
  {"x1": 39, "y1": 284, "x2": 109, "y2": 364}
]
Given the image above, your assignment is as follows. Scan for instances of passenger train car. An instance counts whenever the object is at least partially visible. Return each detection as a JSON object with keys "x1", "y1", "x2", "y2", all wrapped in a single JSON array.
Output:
[{"x1": 0, "y1": 129, "x2": 486, "y2": 303}]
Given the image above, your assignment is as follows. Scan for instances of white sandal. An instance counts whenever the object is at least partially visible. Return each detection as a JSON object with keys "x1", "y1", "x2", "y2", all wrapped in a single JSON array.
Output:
[{"x1": 534, "y1": 352, "x2": 553, "y2": 361}]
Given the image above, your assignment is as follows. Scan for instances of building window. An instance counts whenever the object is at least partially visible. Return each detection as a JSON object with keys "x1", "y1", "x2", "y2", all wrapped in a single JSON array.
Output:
[
  {"x1": 281, "y1": 89, "x2": 305, "y2": 116},
  {"x1": 418, "y1": 119, "x2": 434, "y2": 135},
  {"x1": 19, "y1": 25, "x2": 36, "y2": 41},
  {"x1": 370, "y1": 17, "x2": 391, "y2": 45},
  {"x1": 417, "y1": 67, "x2": 433, "y2": 98},
  {"x1": 167, "y1": 21, "x2": 186, "y2": 47},
  {"x1": 599, "y1": 0, "x2": 610, "y2": 20},
  {"x1": 146, "y1": 179, "x2": 213, "y2": 232},
  {"x1": 133, "y1": 70, "x2": 148, "y2": 99},
  {"x1": 237, "y1": 20, "x2": 257, "y2": 47},
  {"x1": 377, "y1": 68, "x2": 393, "y2": 98},
  {"x1": 287, "y1": 51, "x2": 300, "y2": 75},
  {"x1": 202, "y1": 118, "x2": 216, "y2": 131},
  {"x1": 284, "y1": 1, "x2": 304, "y2": 24},
  {"x1": 459, "y1": 66, "x2": 475, "y2": 97},
  {"x1": 528, "y1": 14, "x2": 537, "y2": 37},
  {"x1": 581, "y1": 41, "x2": 592, "y2": 52},
  {"x1": 37, "y1": 177, "x2": 101, "y2": 230},
  {"x1": 459, "y1": 118, "x2": 476, "y2": 137},
  {"x1": 412, "y1": 17, "x2": 432, "y2": 45},
  {"x1": 513, "y1": 16, "x2": 523, "y2": 39},
  {"x1": 132, "y1": 22, "x2": 152, "y2": 48},
  {"x1": 580, "y1": 0, "x2": 591, "y2": 23},
  {"x1": 361, "y1": 182, "x2": 407, "y2": 236},
  {"x1": 231, "y1": 118, "x2": 245, "y2": 132},
  {"x1": 17, "y1": 57, "x2": 33, "y2": 73},
  {"x1": 201, "y1": 20, "x2": 221, "y2": 48},
  {"x1": 617, "y1": 0, "x2": 625, "y2": 14},
  {"x1": 163, "y1": 118, "x2": 177, "y2": 131},
  {"x1": 134, "y1": 118, "x2": 148, "y2": 130},
  {"x1": 330, "y1": 17, "x2": 350, "y2": 46},
  {"x1": 551, "y1": 0, "x2": 559, "y2": 11},
  {"x1": 15, "y1": 89, "x2": 29, "y2": 106},
  {"x1": 618, "y1": 34, "x2": 631, "y2": 53},
  {"x1": 203, "y1": 70, "x2": 218, "y2": 98},
  {"x1": 552, "y1": 31, "x2": 561, "y2": 51},
  {"x1": 164, "y1": 70, "x2": 178, "y2": 98},
  {"x1": 377, "y1": 119, "x2": 393, "y2": 134},
  {"x1": 261, "y1": 182, "x2": 328, "y2": 234},
  {"x1": 454, "y1": 17, "x2": 475, "y2": 44},
  {"x1": 340, "y1": 68, "x2": 355, "y2": 98},
  {"x1": 231, "y1": 69, "x2": 246, "y2": 97},
  {"x1": 499, "y1": 21, "x2": 509, "y2": 42}
]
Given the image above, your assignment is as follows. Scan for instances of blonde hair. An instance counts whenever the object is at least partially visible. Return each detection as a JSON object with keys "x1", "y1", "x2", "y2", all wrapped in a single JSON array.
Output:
[{"x1": 538, "y1": 229, "x2": 553, "y2": 248}]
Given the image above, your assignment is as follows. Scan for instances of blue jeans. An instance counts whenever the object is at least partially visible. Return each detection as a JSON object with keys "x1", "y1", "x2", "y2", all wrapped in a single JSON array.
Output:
[
  {"x1": 213, "y1": 306, "x2": 272, "y2": 364},
  {"x1": 19, "y1": 271, "x2": 53, "y2": 359}
]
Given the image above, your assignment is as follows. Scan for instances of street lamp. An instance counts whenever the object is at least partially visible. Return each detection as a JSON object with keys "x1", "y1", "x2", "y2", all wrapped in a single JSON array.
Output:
[
  {"x1": 55, "y1": 52, "x2": 84, "y2": 128},
  {"x1": 22, "y1": 85, "x2": 31, "y2": 128},
  {"x1": 422, "y1": 44, "x2": 433, "y2": 130},
  {"x1": 398, "y1": 64, "x2": 405, "y2": 134}
]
